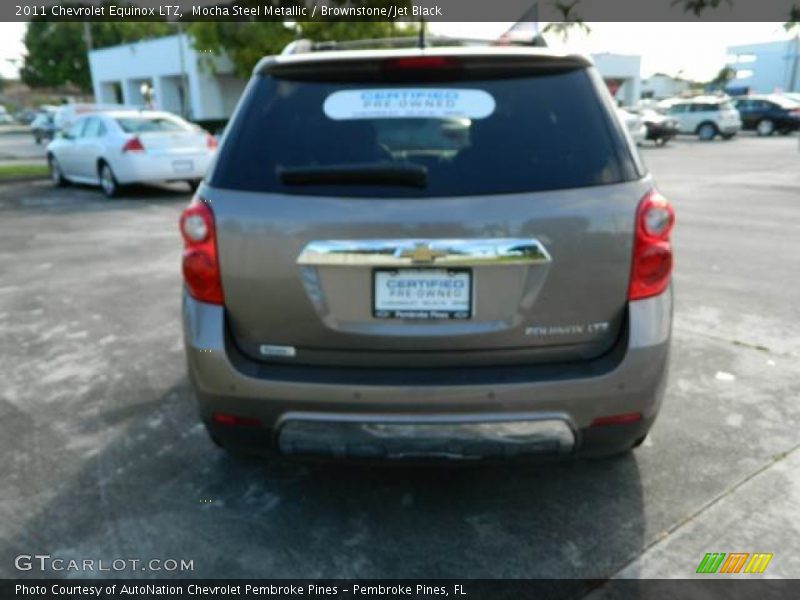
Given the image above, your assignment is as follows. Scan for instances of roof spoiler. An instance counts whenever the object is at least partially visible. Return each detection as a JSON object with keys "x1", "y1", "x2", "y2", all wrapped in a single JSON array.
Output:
[{"x1": 280, "y1": 35, "x2": 548, "y2": 56}]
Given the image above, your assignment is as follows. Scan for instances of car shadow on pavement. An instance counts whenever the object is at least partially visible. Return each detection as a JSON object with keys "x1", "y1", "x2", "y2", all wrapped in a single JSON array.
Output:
[
  {"x1": 6, "y1": 375, "x2": 644, "y2": 585},
  {"x1": 64, "y1": 181, "x2": 195, "y2": 203}
]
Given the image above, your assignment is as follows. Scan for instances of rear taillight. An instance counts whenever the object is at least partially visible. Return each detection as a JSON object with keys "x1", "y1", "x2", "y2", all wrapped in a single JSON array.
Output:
[
  {"x1": 591, "y1": 412, "x2": 642, "y2": 427},
  {"x1": 122, "y1": 136, "x2": 144, "y2": 153},
  {"x1": 206, "y1": 133, "x2": 217, "y2": 150},
  {"x1": 789, "y1": 109, "x2": 800, "y2": 117},
  {"x1": 628, "y1": 190, "x2": 675, "y2": 301},
  {"x1": 212, "y1": 412, "x2": 261, "y2": 427},
  {"x1": 180, "y1": 197, "x2": 223, "y2": 305}
]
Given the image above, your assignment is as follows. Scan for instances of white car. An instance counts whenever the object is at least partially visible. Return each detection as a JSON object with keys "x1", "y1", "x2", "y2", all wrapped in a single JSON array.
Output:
[
  {"x1": 665, "y1": 96, "x2": 742, "y2": 141},
  {"x1": 46, "y1": 111, "x2": 217, "y2": 197},
  {"x1": 618, "y1": 108, "x2": 647, "y2": 145}
]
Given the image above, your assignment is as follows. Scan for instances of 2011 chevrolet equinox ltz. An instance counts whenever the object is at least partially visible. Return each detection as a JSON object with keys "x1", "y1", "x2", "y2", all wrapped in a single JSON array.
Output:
[{"x1": 180, "y1": 43, "x2": 674, "y2": 460}]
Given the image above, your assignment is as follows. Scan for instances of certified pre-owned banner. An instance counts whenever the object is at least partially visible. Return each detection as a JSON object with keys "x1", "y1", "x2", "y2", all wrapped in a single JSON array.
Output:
[
  {"x1": 4, "y1": 580, "x2": 800, "y2": 600},
  {"x1": 7, "y1": 0, "x2": 800, "y2": 22}
]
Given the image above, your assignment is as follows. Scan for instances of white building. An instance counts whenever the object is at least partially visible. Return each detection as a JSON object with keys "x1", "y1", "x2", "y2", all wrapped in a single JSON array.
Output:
[
  {"x1": 640, "y1": 74, "x2": 691, "y2": 100},
  {"x1": 591, "y1": 53, "x2": 641, "y2": 107},
  {"x1": 88, "y1": 34, "x2": 246, "y2": 121},
  {"x1": 726, "y1": 37, "x2": 800, "y2": 94}
]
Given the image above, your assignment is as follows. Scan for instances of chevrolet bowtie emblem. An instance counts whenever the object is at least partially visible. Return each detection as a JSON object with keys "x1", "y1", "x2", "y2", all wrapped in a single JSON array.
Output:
[{"x1": 400, "y1": 243, "x2": 447, "y2": 264}]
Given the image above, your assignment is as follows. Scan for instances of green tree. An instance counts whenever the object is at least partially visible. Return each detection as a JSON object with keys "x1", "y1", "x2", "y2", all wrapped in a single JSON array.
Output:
[
  {"x1": 21, "y1": 3, "x2": 170, "y2": 90},
  {"x1": 187, "y1": 1, "x2": 407, "y2": 77},
  {"x1": 186, "y1": 22, "x2": 296, "y2": 79},
  {"x1": 708, "y1": 65, "x2": 736, "y2": 88},
  {"x1": 543, "y1": 1, "x2": 591, "y2": 42}
]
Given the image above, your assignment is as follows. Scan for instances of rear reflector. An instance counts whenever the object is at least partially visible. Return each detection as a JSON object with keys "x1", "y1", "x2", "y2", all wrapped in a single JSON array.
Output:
[
  {"x1": 383, "y1": 56, "x2": 461, "y2": 70},
  {"x1": 591, "y1": 413, "x2": 642, "y2": 427},
  {"x1": 212, "y1": 412, "x2": 261, "y2": 428},
  {"x1": 206, "y1": 133, "x2": 218, "y2": 150}
]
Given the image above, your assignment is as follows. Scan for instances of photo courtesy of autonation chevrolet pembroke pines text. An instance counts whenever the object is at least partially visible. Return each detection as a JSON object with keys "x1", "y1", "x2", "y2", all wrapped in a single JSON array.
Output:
[{"x1": 1, "y1": 0, "x2": 799, "y2": 598}]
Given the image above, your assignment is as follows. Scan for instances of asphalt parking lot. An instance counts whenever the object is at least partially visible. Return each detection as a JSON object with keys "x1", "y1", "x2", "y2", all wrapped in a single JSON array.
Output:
[{"x1": 1, "y1": 134, "x2": 799, "y2": 585}]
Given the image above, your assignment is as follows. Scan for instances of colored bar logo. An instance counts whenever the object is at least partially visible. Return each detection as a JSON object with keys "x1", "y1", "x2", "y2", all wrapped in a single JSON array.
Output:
[{"x1": 696, "y1": 553, "x2": 773, "y2": 574}]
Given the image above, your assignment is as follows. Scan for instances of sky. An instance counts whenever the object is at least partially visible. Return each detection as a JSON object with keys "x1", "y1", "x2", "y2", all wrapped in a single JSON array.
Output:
[{"x1": 0, "y1": 21, "x2": 795, "y2": 81}]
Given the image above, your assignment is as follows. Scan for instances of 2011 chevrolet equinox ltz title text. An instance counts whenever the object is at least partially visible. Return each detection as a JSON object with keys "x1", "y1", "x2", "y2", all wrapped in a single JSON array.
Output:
[{"x1": 180, "y1": 43, "x2": 674, "y2": 460}]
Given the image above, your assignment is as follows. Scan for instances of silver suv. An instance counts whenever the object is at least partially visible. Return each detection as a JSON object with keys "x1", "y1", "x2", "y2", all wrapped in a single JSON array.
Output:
[{"x1": 180, "y1": 44, "x2": 674, "y2": 461}]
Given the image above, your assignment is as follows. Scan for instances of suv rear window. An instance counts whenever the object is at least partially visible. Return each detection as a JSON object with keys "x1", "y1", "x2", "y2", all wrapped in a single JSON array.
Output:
[
  {"x1": 116, "y1": 117, "x2": 188, "y2": 133},
  {"x1": 211, "y1": 67, "x2": 639, "y2": 197}
]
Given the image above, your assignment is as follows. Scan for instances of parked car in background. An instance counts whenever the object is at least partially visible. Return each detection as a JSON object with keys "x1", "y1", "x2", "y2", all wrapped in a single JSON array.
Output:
[
  {"x1": 732, "y1": 95, "x2": 800, "y2": 136},
  {"x1": 14, "y1": 108, "x2": 38, "y2": 125},
  {"x1": 31, "y1": 111, "x2": 57, "y2": 144},
  {"x1": 629, "y1": 108, "x2": 680, "y2": 145},
  {"x1": 666, "y1": 97, "x2": 741, "y2": 140},
  {"x1": 618, "y1": 108, "x2": 646, "y2": 145},
  {"x1": 47, "y1": 110, "x2": 217, "y2": 197},
  {"x1": 182, "y1": 44, "x2": 674, "y2": 461},
  {"x1": 0, "y1": 107, "x2": 14, "y2": 125}
]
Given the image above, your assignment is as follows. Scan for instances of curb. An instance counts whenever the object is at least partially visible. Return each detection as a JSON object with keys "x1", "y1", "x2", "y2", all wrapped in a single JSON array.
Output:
[
  {"x1": 0, "y1": 129, "x2": 31, "y2": 136},
  {"x1": 0, "y1": 174, "x2": 50, "y2": 184}
]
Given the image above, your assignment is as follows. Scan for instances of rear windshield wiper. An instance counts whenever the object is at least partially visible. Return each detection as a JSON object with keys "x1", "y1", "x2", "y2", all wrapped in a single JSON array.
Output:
[{"x1": 278, "y1": 163, "x2": 427, "y2": 188}]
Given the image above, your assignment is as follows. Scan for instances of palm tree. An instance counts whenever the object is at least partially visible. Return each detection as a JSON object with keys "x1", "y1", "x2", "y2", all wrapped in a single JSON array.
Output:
[{"x1": 542, "y1": 1, "x2": 591, "y2": 42}]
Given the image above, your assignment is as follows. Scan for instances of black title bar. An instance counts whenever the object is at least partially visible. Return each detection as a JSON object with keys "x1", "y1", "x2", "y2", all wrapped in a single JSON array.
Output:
[{"x1": 6, "y1": 0, "x2": 800, "y2": 22}]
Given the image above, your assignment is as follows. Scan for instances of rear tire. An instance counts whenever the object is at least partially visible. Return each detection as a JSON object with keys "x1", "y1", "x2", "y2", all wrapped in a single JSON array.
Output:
[
  {"x1": 756, "y1": 119, "x2": 775, "y2": 136},
  {"x1": 697, "y1": 123, "x2": 717, "y2": 141},
  {"x1": 99, "y1": 162, "x2": 121, "y2": 198},
  {"x1": 49, "y1": 156, "x2": 67, "y2": 187}
]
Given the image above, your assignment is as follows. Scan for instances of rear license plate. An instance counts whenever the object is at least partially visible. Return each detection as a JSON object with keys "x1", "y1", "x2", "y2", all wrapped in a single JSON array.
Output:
[
  {"x1": 373, "y1": 269, "x2": 472, "y2": 320},
  {"x1": 172, "y1": 159, "x2": 193, "y2": 173}
]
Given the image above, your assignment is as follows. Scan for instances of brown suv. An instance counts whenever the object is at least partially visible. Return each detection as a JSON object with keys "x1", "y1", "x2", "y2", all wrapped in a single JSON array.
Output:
[{"x1": 180, "y1": 43, "x2": 674, "y2": 461}]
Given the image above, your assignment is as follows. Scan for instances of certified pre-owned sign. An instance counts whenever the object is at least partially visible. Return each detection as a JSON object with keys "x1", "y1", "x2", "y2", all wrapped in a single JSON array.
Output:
[{"x1": 323, "y1": 88, "x2": 496, "y2": 120}]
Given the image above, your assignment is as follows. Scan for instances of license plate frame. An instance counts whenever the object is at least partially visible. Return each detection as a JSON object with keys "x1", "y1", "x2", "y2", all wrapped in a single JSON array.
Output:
[{"x1": 372, "y1": 268, "x2": 473, "y2": 320}]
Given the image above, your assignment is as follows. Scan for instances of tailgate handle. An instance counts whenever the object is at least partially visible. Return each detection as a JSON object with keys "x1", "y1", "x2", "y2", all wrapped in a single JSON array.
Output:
[{"x1": 297, "y1": 239, "x2": 551, "y2": 266}]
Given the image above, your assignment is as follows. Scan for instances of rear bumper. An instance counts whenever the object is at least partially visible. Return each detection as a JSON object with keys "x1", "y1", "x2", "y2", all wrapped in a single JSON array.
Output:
[
  {"x1": 645, "y1": 123, "x2": 678, "y2": 139},
  {"x1": 278, "y1": 415, "x2": 576, "y2": 459},
  {"x1": 183, "y1": 288, "x2": 672, "y2": 459},
  {"x1": 718, "y1": 123, "x2": 741, "y2": 135},
  {"x1": 777, "y1": 118, "x2": 800, "y2": 131},
  {"x1": 630, "y1": 125, "x2": 647, "y2": 144},
  {"x1": 111, "y1": 152, "x2": 213, "y2": 184}
]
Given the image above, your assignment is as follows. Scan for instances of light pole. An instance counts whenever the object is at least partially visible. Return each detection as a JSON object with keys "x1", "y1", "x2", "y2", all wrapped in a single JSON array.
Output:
[{"x1": 176, "y1": 22, "x2": 189, "y2": 119}]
